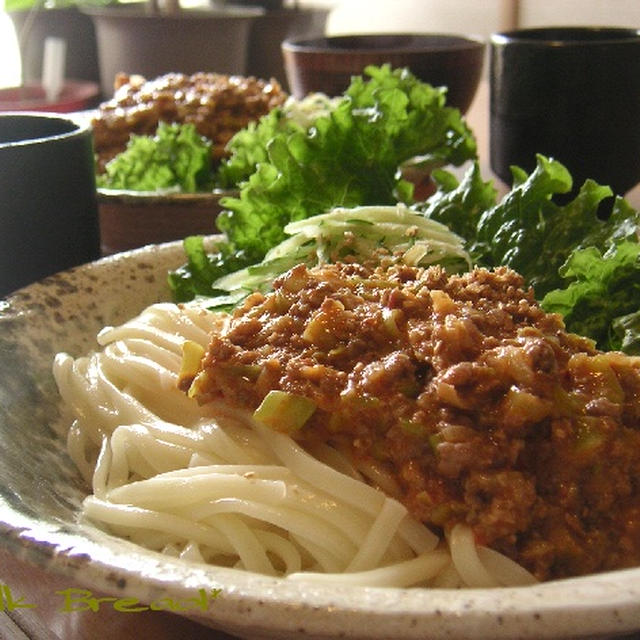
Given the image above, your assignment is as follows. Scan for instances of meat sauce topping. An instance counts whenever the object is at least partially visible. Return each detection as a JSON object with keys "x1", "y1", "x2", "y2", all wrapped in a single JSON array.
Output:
[
  {"x1": 183, "y1": 261, "x2": 640, "y2": 581},
  {"x1": 92, "y1": 71, "x2": 287, "y2": 172}
]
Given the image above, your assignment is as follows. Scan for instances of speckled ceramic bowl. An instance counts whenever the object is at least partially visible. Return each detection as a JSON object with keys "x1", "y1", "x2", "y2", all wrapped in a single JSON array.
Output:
[{"x1": 1, "y1": 241, "x2": 640, "y2": 640}]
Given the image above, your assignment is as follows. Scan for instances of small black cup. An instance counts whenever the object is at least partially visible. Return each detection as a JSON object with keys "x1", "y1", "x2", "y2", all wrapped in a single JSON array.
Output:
[
  {"x1": 0, "y1": 113, "x2": 100, "y2": 297},
  {"x1": 490, "y1": 27, "x2": 640, "y2": 197}
]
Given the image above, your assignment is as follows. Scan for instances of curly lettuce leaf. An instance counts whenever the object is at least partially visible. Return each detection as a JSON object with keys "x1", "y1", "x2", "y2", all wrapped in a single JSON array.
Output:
[
  {"x1": 462, "y1": 155, "x2": 639, "y2": 298},
  {"x1": 215, "y1": 64, "x2": 477, "y2": 263},
  {"x1": 416, "y1": 162, "x2": 498, "y2": 250},
  {"x1": 418, "y1": 157, "x2": 640, "y2": 352},
  {"x1": 611, "y1": 310, "x2": 640, "y2": 354},
  {"x1": 97, "y1": 122, "x2": 213, "y2": 192},
  {"x1": 167, "y1": 236, "x2": 252, "y2": 303},
  {"x1": 216, "y1": 108, "x2": 293, "y2": 189},
  {"x1": 217, "y1": 93, "x2": 340, "y2": 188},
  {"x1": 541, "y1": 242, "x2": 640, "y2": 352}
]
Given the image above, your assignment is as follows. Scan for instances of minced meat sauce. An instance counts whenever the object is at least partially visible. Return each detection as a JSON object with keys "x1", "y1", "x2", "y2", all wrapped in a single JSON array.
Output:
[
  {"x1": 182, "y1": 261, "x2": 640, "y2": 581},
  {"x1": 92, "y1": 72, "x2": 287, "y2": 172}
]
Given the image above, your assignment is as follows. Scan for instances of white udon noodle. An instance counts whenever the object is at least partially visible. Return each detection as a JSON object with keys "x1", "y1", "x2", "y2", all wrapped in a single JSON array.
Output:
[{"x1": 52, "y1": 301, "x2": 537, "y2": 589}]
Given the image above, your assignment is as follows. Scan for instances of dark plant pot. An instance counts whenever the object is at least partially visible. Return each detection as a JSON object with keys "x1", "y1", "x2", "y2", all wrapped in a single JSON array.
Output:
[
  {"x1": 8, "y1": 7, "x2": 101, "y2": 94},
  {"x1": 245, "y1": 7, "x2": 328, "y2": 88},
  {"x1": 85, "y1": 6, "x2": 262, "y2": 99},
  {"x1": 231, "y1": 0, "x2": 284, "y2": 9}
]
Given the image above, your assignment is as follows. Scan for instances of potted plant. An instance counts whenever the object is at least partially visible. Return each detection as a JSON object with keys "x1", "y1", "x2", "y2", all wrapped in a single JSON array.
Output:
[
  {"x1": 86, "y1": 0, "x2": 329, "y2": 99},
  {"x1": 83, "y1": 1, "x2": 264, "y2": 99},
  {"x1": 6, "y1": 0, "x2": 264, "y2": 102},
  {"x1": 6, "y1": 0, "x2": 103, "y2": 90}
]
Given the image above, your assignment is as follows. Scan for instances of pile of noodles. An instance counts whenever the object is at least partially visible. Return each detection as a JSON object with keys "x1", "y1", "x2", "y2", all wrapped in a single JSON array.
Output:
[{"x1": 53, "y1": 301, "x2": 537, "y2": 589}]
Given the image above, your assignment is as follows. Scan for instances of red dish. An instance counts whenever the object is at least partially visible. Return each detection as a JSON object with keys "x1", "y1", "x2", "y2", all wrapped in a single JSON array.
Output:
[{"x1": 0, "y1": 80, "x2": 100, "y2": 113}]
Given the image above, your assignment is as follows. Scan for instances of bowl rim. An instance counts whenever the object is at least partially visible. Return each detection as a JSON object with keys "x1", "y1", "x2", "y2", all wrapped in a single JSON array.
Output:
[
  {"x1": 0, "y1": 111, "x2": 91, "y2": 149},
  {"x1": 96, "y1": 187, "x2": 237, "y2": 204},
  {"x1": 491, "y1": 25, "x2": 640, "y2": 46},
  {"x1": 282, "y1": 33, "x2": 486, "y2": 55},
  {"x1": 81, "y1": 4, "x2": 264, "y2": 20}
]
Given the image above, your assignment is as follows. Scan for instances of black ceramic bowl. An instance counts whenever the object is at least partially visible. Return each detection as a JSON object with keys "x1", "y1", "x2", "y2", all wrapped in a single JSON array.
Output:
[
  {"x1": 281, "y1": 33, "x2": 485, "y2": 113},
  {"x1": 0, "y1": 112, "x2": 100, "y2": 295},
  {"x1": 490, "y1": 26, "x2": 640, "y2": 196}
]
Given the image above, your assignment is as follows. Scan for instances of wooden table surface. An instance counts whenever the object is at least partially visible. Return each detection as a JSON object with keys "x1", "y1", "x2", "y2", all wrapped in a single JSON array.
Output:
[{"x1": 2, "y1": 79, "x2": 640, "y2": 640}]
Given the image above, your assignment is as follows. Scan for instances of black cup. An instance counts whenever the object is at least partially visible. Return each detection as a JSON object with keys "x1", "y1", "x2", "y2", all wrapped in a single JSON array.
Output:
[
  {"x1": 0, "y1": 113, "x2": 100, "y2": 297},
  {"x1": 490, "y1": 27, "x2": 640, "y2": 197}
]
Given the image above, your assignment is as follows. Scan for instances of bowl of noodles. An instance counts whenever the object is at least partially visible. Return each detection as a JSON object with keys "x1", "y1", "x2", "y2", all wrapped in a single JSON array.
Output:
[
  {"x1": 1, "y1": 227, "x2": 640, "y2": 639},
  {"x1": 2, "y1": 61, "x2": 640, "y2": 637}
]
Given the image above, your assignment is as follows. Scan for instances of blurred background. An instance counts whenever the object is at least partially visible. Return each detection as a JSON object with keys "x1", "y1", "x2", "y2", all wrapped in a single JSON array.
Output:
[{"x1": 1, "y1": 0, "x2": 640, "y2": 97}]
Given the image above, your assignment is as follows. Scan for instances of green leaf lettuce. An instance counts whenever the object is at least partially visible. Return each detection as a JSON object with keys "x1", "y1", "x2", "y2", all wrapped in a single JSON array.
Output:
[{"x1": 97, "y1": 122, "x2": 213, "y2": 193}]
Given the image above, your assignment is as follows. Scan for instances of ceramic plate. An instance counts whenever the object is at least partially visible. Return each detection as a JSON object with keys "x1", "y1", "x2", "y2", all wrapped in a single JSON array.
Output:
[{"x1": 1, "y1": 242, "x2": 639, "y2": 640}]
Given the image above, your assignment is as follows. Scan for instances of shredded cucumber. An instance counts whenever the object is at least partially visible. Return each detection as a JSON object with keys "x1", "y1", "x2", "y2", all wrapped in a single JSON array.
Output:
[{"x1": 208, "y1": 204, "x2": 471, "y2": 308}]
